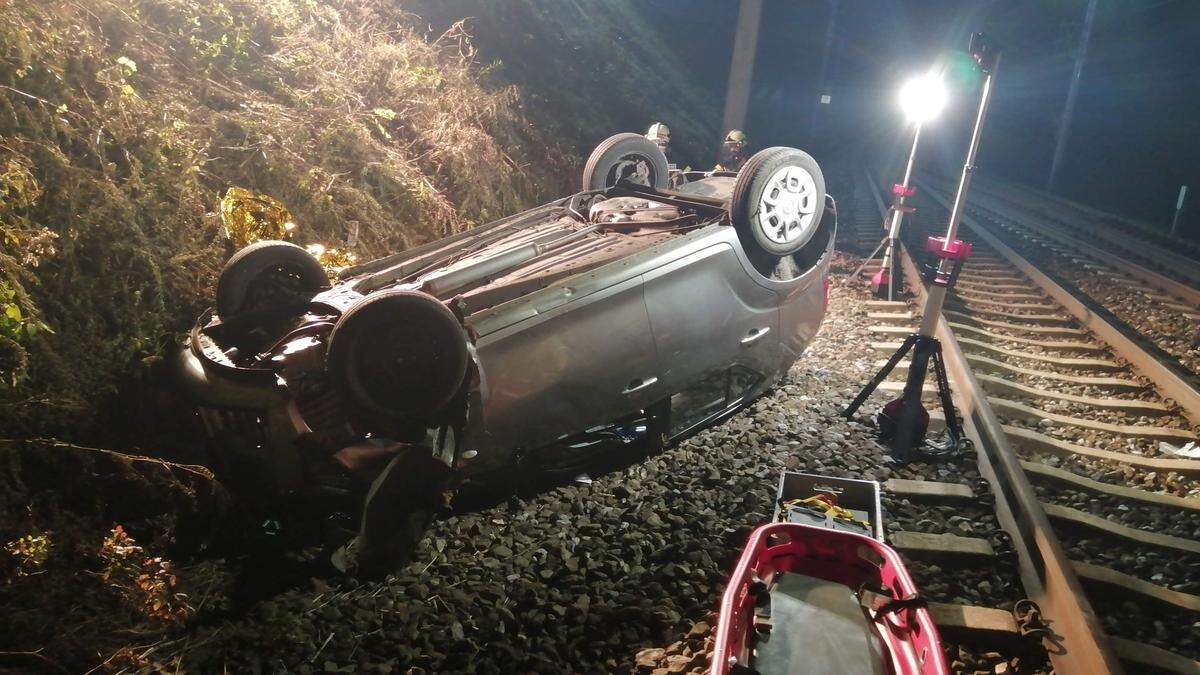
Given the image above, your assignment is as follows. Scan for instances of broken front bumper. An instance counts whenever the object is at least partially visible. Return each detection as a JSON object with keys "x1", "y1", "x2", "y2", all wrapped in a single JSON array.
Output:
[{"x1": 174, "y1": 320, "x2": 313, "y2": 493}]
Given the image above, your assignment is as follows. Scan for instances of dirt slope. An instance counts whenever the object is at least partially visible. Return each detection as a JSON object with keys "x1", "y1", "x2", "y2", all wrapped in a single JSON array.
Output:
[{"x1": 409, "y1": 0, "x2": 723, "y2": 169}]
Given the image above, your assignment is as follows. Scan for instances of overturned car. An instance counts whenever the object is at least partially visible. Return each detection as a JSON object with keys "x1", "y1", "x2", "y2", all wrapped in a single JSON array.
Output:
[{"x1": 178, "y1": 134, "x2": 835, "y2": 576}]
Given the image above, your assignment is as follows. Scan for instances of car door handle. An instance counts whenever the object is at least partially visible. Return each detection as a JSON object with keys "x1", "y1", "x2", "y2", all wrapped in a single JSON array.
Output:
[
  {"x1": 622, "y1": 377, "x2": 658, "y2": 395},
  {"x1": 740, "y1": 326, "x2": 771, "y2": 345}
]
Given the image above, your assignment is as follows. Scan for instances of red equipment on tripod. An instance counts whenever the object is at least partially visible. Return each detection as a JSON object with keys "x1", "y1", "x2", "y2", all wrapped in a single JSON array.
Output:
[{"x1": 870, "y1": 184, "x2": 918, "y2": 298}]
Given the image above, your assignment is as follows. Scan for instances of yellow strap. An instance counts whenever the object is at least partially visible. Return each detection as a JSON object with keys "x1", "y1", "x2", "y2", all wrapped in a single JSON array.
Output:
[{"x1": 782, "y1": 496, "x2": 871, "y2": 529}]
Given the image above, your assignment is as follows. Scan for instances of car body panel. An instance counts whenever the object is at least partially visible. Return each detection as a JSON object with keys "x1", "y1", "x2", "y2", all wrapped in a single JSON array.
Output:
[
  {"x1": 466, "y1": 273, "x2": 660, "y2": 471},
  {"x1": 642, "y1": 242, "x2": 780, "y2": 402},
  {"x1": 779, "y1": 271, "x2": 827, "y2": 366}
]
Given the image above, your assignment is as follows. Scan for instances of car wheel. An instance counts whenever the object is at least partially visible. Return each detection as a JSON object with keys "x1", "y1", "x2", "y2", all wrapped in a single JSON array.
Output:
[
  {"x1": 216, "y1": 240, "x2": 328, "y2": 317},
  {"x1": 730, "y1": 147, "x2": 826, "y2": 257},
  {"x1": 326, "y1": 289, "x2": 469, "y2": 421},
  {"x1": 581, "y1": 133, "x2": 670, "y2": 191}
]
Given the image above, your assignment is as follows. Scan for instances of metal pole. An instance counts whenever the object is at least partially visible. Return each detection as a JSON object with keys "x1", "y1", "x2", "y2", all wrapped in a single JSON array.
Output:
[
  {"x1": 881, "y1": 123, "x2": 923, "y2": 300},
  {"x1": 809, "y1": 0, "x2": 841, "y2": 144},
  {"x1": 889, "y1": 54, "x2": 1001, "y2": 459},
  {"x1": 1047, "y1": 0, "x2": 1098, "y2": 193},
  {"x1": 722, "y1": 0, "x2": 764, "y2": 140},
  {"x1": 1171, "y1": 185, "x2": 1188, "y2": 237},
  {"x1": 899, "y1": 124, "x2": 923, "y2": 190},
  {"x1": 918, "y1": 55, "x2": 1001, "y2": 338},
  {"x1": 848, "y1": 35, "x2": 1003, "y2": 464}
]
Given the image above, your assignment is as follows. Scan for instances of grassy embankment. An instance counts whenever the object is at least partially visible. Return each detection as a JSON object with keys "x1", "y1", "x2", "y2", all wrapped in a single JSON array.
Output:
[{"x1": 0, "y1": 0, "x2": 577, "y2": 668}]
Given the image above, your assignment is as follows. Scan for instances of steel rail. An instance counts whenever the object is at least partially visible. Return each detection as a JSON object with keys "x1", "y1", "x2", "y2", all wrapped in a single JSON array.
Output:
[
  {"x1": 918, "y1": 178, "x2": 1200, "y2": 426},
  {"x1": 978, "y1": 188, "x2": 1200, "y2": 305},
  {"x1": 863, "y1": 171, "x2": 1123, "y2": 675},
  {"x1": 1025, "y1": 196, "x2": 1200, "y2": 288}
]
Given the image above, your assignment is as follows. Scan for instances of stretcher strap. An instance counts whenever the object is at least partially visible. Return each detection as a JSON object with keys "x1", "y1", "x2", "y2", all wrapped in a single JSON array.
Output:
[{"x1": 857, "y1": 583, "x2": 926, "y2": 619}]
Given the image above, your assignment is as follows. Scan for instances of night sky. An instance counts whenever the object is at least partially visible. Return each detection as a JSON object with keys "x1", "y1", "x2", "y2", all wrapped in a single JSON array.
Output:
[{"x1": 636, "y1": 0, "x2": 1200, "y2": 233}]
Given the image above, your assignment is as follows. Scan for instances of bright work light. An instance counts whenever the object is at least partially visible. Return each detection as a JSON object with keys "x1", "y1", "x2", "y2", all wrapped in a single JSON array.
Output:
[{"x1": 899, "y1": 74, "x2": 947, "y2": 123}]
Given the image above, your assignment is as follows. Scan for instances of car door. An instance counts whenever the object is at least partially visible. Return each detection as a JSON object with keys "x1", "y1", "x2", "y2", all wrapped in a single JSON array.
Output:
[
  {"x1": 471, "y1": 274, "x2": 662, "y2": 459},
  {"x1": 641, "y1": 241, "x2": 780, "y2": 436}
]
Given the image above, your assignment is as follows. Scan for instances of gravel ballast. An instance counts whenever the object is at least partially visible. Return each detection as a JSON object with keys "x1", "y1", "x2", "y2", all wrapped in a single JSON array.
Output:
[{"x1": 142, "y1": 250, "x2": 1042, "y2": 674}]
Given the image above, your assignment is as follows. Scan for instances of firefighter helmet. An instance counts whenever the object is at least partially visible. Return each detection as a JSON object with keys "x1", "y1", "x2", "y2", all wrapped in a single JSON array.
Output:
[{"x1": 646, "y1": 122, "x2": 671, "y2": 146}]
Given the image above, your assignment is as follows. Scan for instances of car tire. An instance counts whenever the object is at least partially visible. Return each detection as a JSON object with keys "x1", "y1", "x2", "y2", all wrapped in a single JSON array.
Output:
[
  {"x1": 326, "y1": 289, "x2": 469, "y2": 420},
  {"x1": 581, "y1": 133, "x2": 670, "y2": 191},
  {"x1": 216, "y1": 240, "x2": 328, "y2": 317},
  {"x1": 730, "y1": 147, "x2": 826, "y2": 257}
]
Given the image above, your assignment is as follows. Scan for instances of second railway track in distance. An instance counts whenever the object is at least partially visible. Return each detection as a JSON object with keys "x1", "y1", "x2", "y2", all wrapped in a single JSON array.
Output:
[
  {"x1": 849, "y1": 169, "x2": 1200, "y2": 675},
  {"x1": 972, "y1": 178, "x2": 1200, "y2": 290}
]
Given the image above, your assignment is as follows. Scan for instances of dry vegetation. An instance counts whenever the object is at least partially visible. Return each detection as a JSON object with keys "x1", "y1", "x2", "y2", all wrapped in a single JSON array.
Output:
[
  {"x1": 0, "y1": 0, "x2": 589, "y2": 669},
  {"x1": 0, "y1": 437, "x2": 233, "y2": 672},
  {"x1": 0, "y1": 0, "x2": 574, "y2": 439}
]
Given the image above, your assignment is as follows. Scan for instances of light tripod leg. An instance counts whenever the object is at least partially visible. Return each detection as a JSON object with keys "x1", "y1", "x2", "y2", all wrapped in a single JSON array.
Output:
[
  {"x1": 851, "y1": 236, "x2": 889, "y2": 279},
  {"x1": 844, "y1": 334, "x2": 917, "y2": 419},
  {"x1": 886, "y1": 241, "x2": 897, "y2": 301},
  {"x1": 889, "y1": 336, "x2": 936, "y2": 462},
  {"x1": 929, "y1": 343, "x2": 966, "y2": 450}
]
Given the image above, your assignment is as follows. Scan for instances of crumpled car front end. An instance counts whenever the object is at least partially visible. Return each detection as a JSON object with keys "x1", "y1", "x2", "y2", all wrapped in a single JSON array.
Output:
[{"x1": 180, "y1": 269, "x2": 480, "y2": 496}]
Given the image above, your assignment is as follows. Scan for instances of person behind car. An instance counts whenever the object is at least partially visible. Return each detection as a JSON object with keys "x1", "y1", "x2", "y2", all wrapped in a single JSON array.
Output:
[
  {"x1": 646, "y1": 122, "x2": 671, "y2": 157},
  {"x1": 715, "y1": 129, "x2": 749, "y2": 172},
  {"x1": 647, "y1": 122, "x2": 690, "y2": 188}
]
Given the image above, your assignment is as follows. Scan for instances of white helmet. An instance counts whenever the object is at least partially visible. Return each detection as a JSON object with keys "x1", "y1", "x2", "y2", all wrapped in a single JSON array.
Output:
[{"x1": 646, "y1": 122, "x2": 671, "y2": 146}]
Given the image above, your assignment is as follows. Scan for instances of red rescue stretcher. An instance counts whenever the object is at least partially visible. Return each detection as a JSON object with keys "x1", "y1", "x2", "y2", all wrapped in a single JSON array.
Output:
[{"x1": 712, "y1": 522, "x2": 949, "y2": 675}]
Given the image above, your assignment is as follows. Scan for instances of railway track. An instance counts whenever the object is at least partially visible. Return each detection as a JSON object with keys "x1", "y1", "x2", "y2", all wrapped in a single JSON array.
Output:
[
  {"x1": 963, "y1": 177, "x2": 1200, "y2": 294},
  {"x1": 978, "y1": 177, "x2": 1200, "y2": 271},
  {"x1": 918, "y1": 176, "x2": 1200, "y2": 402},
  {"x1": 944, "y1": 177, "x2": 1200, "y2": 314},
  {"x1": 847, "y1": 173, "x2": 889, "y2": 254},
  {"x1": 851, "y1": 169, "x2": 1200, "y2": 674},
  {"x1": 917, "y1": 176, "x2": 1200, "y2": 404}
]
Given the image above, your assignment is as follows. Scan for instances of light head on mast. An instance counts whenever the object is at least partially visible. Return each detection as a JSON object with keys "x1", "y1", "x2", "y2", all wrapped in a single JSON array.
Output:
[{"x1": 899, "y1": 74, "x2": 947, "y2": 124}]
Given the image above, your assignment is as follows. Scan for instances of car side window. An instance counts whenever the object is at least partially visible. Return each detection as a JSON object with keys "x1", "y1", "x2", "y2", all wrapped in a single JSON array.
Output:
[
  {"x1": 728, "y1": 365, "x2": 764, "y2": 402},
  {"x1": 668, "y1": 368, "x2": 728, "y2": 436},
  {"x1": 668, "y1": 365, "x2": 764, "y2": 437}
]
